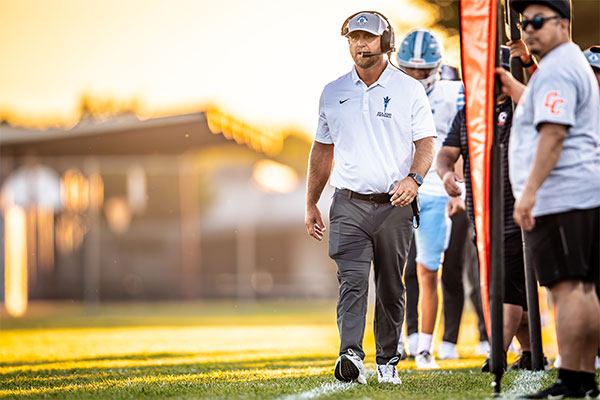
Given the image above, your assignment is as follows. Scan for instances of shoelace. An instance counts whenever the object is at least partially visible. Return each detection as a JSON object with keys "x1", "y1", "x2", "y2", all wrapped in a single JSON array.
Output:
[
  {"x1": 379, "y1": 357, "x2": 399, "y2": 378},
  {"x1": 346, "y1": 349, "x2": 360, "y2": 361}
]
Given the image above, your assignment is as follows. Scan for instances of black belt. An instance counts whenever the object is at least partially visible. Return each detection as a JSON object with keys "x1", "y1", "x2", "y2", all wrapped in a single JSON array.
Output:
[
  {"x1": 337, "y1": 188, "x2": 391, "y2": 204},
  {"x1": 337, "y1": 188, "x2": 420, "y2": 228}
]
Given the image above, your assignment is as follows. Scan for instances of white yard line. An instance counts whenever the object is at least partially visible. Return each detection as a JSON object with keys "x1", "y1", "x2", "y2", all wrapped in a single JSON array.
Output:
[
  {"x1": 275, "y1": 381, "x2": 354, "y2": 400},
  {"x1": 504, "y1": 370, "x2": 547, "y2": 398}
]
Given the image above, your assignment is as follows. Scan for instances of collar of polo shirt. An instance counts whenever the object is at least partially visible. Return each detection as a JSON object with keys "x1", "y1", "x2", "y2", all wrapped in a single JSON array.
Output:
[{"x1": 352, "y1": 61, "x2": 394, "y2": 87}]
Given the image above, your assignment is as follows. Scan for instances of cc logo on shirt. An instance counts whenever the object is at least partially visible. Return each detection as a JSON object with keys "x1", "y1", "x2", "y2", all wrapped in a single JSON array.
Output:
[{"x1": 543, "y1": 91, "x2": 565, "y2": 115}]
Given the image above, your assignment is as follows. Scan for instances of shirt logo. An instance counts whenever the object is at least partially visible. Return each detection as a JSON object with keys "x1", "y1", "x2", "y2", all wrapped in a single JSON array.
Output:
[
  {"x1": 377, "y1": 96, "x2": 392, "y2": 118},
  {"x1": 498, "y1": 111, "x2": 508, "y2": 126},
  {"x1": 543, "y1": 91, "x2": 564, "y2": 115},
  {"x1": 339, "y1": 98, "x2": 350, "y2": 104},
  {"x1": 357, "y1": 15, "x2": 368, "y2": 25}
]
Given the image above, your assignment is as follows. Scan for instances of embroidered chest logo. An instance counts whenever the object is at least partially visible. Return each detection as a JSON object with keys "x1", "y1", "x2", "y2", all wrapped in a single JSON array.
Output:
[
  {"x1": 543, "y1": 91, "x2": 564, "y2": 115},
  {"x1": 377, "y1": 96, "x2": 392, "y2": 118}
]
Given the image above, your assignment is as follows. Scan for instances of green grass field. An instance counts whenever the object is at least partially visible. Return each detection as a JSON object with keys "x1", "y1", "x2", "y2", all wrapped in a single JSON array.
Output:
[{"x1": 0, "y1": 301, "x2": 590, "y2": 399}]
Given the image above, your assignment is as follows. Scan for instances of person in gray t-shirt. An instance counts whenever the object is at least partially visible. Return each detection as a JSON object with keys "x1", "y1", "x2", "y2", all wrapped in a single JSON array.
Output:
[{"x1": 498, "y1": 0, "x2": 600, "y2": 398}]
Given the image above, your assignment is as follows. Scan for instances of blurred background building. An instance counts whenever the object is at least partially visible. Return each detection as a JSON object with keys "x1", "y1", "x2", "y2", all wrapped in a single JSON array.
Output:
[{"x1": 0, "y1": 105, "x2": 336, "y2": 314}]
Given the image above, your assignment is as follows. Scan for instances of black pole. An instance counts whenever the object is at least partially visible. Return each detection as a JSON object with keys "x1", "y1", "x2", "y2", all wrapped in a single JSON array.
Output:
[
  {"x1": 521, "y1": 232, "x2": 545, "y2": 370},
  {"x1": 504, "y1": 0, "x2": 545, "y2": 371},
  {"x1": 490, "y1": 1, "x2": 505, "y2": 395}
]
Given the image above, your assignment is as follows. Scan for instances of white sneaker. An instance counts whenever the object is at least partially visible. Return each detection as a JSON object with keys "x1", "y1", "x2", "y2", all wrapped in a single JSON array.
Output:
[
  {"x1": 554, "y1": 354, "x2": 561, "y2": 369},
  {"x1": 415, "y1": 351, "x2": 440, "y2": 369},
  {"x1": 407, "y1": 333, "x2": 419, "y2": 357},
  {"x1": 397, "y1": 340, "x2": 408, "y2": 360},
  {"x1": 438, "y1": 341, "x2": 459, "y2": 360},
  {"x1": 377, "y1": 357, "x2": 401, "y2": 384},
  {"x1": 476, "y1": 340, "x2": 490, "y2": 356},
  {"x1": 334, "y1": 349, "x2": 367, "y2": 385}
]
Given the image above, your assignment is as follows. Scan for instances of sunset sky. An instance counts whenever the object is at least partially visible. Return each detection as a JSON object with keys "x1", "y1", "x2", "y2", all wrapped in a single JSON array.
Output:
[{"x1": 0, "y1": 0, "x2": 460, "y2": 136}]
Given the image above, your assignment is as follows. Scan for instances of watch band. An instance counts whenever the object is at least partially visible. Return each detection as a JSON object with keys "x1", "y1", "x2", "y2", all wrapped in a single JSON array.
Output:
[
  {"x1": 522, "y1": 56, "x2": 535, "y2": 68},
  {"x1": 408, "y1": 173, "x2": 423, "y2": 187}
]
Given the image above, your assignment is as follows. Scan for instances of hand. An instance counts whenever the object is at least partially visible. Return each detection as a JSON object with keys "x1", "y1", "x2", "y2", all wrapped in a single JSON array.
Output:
[
  {"x1": 442, "y1": 171, "x2": 463, "y2": 197},
  {"x1": 305, "y1": 203, "x2": 326, "y2": 241},
  {"x1": 389, "y1": 177, "x2": 418, "y2": 207},
  {"x1": 495, "y1": 67, "x2": 524, "y2": 102},
  {"x1": 513, "y1": 189, "x2": 536, "y2": 231},
  {"x1": 507, "y1": 39, "x2": 532, "y2": 65},
  {"x1": 447, "y1": 196, "x2": 466, "y2": 217}
]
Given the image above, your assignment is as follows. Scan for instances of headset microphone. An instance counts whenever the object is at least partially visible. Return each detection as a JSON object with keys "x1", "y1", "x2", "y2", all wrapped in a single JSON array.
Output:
[
  {"x1": 360, "y1": 51, "x2": 385, "y2": 57},
  {"x1": 360, "y1": 49, "x2": 395, "y2": 58}
]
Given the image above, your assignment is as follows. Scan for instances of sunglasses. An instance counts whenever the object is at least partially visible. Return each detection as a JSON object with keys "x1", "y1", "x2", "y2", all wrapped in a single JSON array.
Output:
[{"x1": 518, "y1": 15, "x2": 562, "y2": 31}]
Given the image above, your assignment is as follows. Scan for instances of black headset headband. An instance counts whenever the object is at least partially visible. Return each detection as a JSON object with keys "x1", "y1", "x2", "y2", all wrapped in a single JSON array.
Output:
[{"x1": 341, "y1": 11, "x2": 396, "y2": 54}]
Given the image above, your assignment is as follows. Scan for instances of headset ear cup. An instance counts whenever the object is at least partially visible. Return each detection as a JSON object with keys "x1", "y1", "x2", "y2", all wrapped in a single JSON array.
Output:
[{"x1": 381, "y1": 30, "x2": 390, "y2": 53}]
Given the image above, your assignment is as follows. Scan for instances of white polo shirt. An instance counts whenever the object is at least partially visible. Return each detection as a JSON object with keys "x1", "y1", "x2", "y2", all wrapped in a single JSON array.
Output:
[{"x1": 315, "y1": 62, "x2": 436, "y2": 194}]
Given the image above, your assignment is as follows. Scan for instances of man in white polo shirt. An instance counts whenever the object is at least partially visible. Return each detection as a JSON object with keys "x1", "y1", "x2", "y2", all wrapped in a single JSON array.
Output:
[{"x1": 305, "y1": 11, "x2": 436, "y2": 385}]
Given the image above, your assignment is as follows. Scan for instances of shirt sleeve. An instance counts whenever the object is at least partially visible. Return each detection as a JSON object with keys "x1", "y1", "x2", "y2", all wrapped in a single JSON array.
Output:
[
  {"x1": 532, "y1": 72, "x2": 576, "y2": 130},
  {"x1": 411, "y1": 83, "x2": 437, "y2": 141},
  {"x1": 443, "y1": 107, "x2": 464, "y2": 147},
  {"x1": 314, "y1": 89, "x2": 333, "y2": 144}
]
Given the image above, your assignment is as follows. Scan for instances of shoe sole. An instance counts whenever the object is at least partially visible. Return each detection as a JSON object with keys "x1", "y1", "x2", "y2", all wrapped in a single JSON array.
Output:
[{"x1": 334, "y1": 356, "x2": 359, "y2": 382}]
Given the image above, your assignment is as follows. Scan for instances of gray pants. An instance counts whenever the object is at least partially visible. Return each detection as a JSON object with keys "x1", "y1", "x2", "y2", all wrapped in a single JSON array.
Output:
[{"x1": 329, "y1": 189, "x2": 413, "y2": 365}]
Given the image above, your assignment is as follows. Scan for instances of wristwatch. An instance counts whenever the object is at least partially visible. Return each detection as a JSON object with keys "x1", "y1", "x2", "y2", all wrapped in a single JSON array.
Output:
[
  {"x1": 408, "y1": 173, "x2": 423, "y2": 187},
  {"x1": 522, "y1": 55, "x2": 536, "y2": 67}
]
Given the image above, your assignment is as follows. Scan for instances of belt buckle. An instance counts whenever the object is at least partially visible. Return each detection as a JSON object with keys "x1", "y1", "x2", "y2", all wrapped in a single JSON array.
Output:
[{"x1": 368, "y1": 194, "x2": 376, "y2": 203}]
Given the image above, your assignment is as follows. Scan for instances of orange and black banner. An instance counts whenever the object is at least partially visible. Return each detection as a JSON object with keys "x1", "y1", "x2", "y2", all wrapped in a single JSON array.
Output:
[{"x1": 459, "y1": 0, "x2": 498, "y2": 334}]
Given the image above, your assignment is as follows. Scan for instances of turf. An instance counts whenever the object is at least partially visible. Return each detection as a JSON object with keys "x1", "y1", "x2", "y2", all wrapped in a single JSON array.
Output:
[{"x1": 0, "y1": 301, "x2": 591, "y2": 399}]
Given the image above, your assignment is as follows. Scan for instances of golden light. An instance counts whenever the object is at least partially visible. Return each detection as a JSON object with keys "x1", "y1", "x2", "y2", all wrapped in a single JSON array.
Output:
[
  {"x1": 88, "y1": 172, "x2": 104, "y2": 212},
  {"x1": 4, "y1": 205, "x2": 27, "y2": 317},
  {"x1": 205, "y1": 107, "x2": 284, "y2": 156},
  {"x1": 36, "y1": 207, "x2": 55, "y2": 273},
  {"x1": 61, "y1": 169, "x2": 89, "y2": 213},
  {"x1": 55, "y1": 213, "x2": 87, "y2": 254},
  {"x1": 104, "y1": 197, "x2": 132, "y2": 234},
  {"x1": 252, "y1": 160, "x2": 298, "y2": 194},
  {"x1": 127, "y1": 166, "x2": 146, "y2": 215}
]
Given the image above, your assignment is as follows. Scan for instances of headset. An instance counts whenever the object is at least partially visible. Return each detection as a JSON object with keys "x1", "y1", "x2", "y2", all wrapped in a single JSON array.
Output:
[{"x1": 340, "y1": 11, "x2": 396, "y2": 56}]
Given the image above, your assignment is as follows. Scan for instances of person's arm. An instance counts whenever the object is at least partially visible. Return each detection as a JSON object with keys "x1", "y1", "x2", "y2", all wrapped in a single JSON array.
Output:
[
  {"x1": 437, "y1": 146, "x2": 463, "y2": 197},
  {"x1": 389, "y1": 136, "x2": 435, "y2": 207},
  {"x1": 305, "y1": 141, "x2": 334, "y2": 240},
  {"x1": 507, "y1": 39, "x2": 538, "y2": 80},
  {"x1": 513, "y1": 123, "x2": 567, "y2": 231},
  {"x1": 496, "y1": 67, "x2": 527, "y2": 104}
]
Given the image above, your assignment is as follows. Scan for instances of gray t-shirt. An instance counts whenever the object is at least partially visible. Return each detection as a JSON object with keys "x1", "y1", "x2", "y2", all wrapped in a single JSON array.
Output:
[{"x1": 509, "y1": 42, "x2": 600, "y2": 217}]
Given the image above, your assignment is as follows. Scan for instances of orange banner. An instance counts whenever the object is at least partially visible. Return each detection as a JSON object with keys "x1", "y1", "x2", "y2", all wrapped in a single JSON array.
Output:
[{"x1": 460, "y1": 0, "x2": 498, "y2": 334}]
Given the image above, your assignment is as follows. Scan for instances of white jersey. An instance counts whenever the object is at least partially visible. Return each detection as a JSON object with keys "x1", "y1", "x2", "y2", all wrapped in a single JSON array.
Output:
[{"x1": 419, "y1": 79, "x2": 465, "y2": 196}]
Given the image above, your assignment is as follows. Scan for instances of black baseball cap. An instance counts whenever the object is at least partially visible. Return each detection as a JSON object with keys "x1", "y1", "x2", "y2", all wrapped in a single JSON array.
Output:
[{"x1": 510, "y1": 0, "x2": 571, "y2": 20}]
